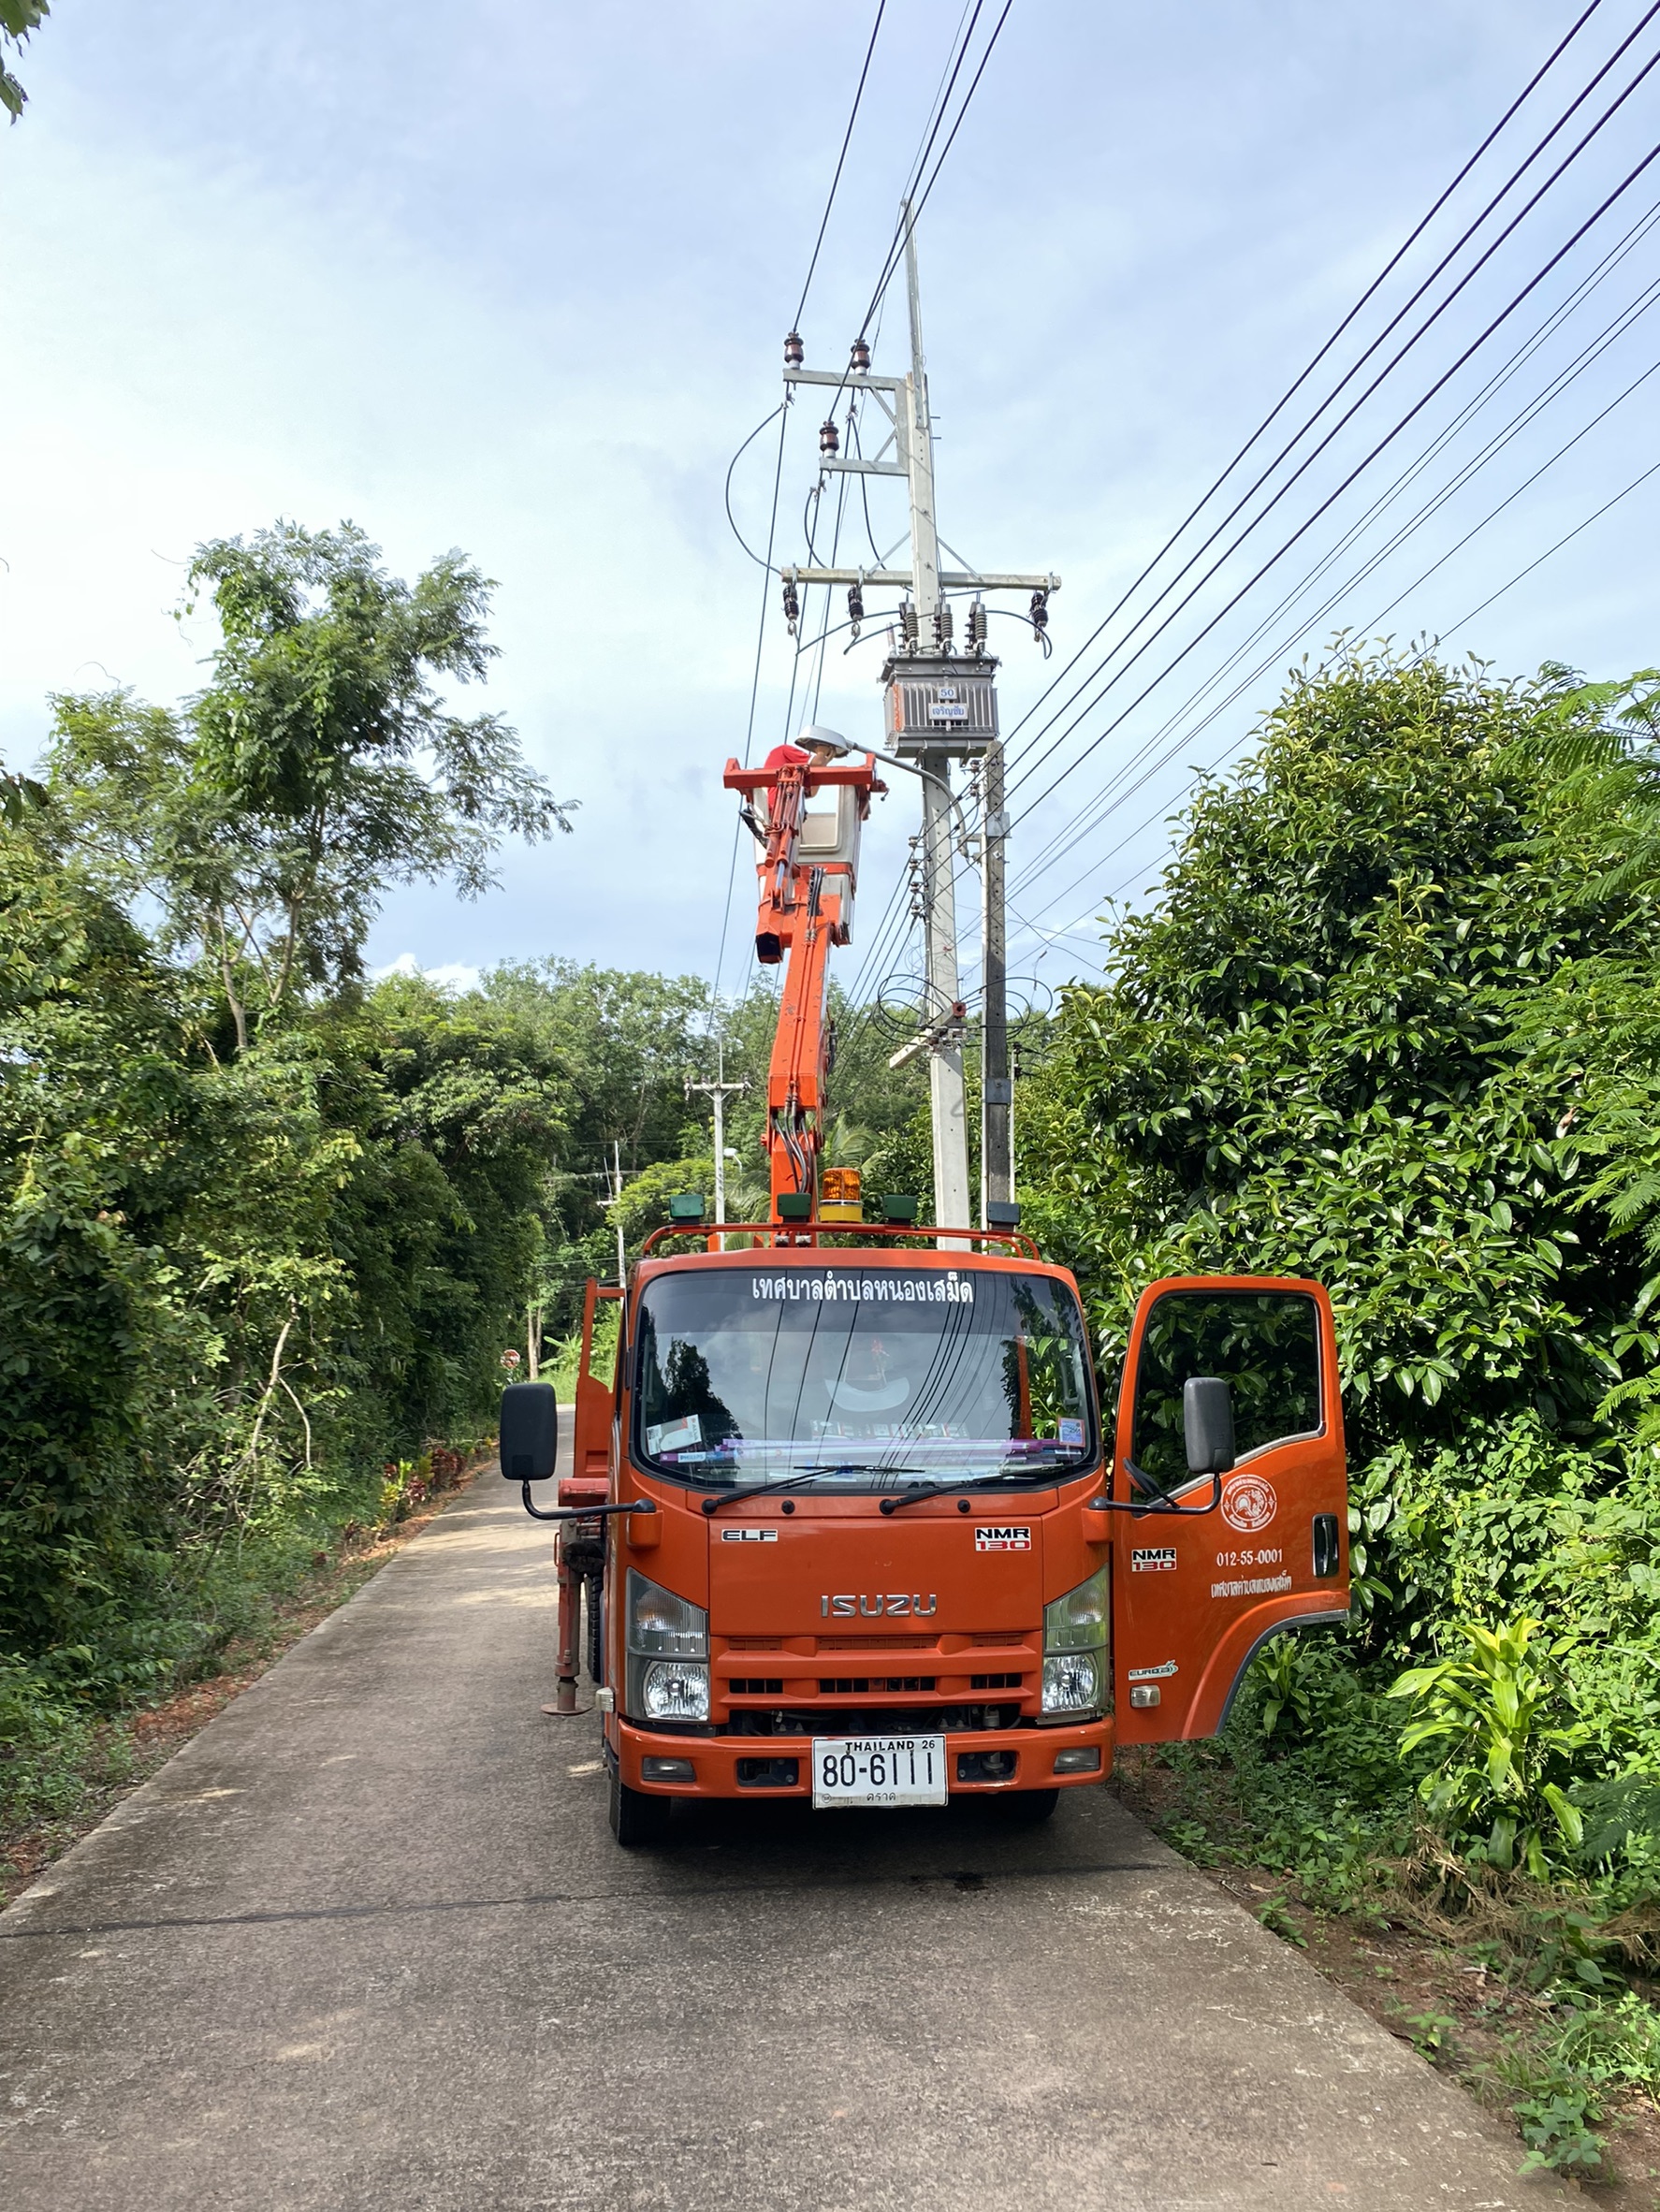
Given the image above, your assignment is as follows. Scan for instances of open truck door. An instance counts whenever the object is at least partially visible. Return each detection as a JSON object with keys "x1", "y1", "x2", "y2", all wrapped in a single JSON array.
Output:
[
  {"x1": 572, "y1": 1277, "x2": 623, "y2": 1483},
  {"x1": 1109, "y1": 1275, "x2": 1347, "y2": 1745}
]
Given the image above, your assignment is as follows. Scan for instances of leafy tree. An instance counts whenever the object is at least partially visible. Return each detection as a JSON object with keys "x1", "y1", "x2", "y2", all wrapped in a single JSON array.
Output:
[
  {"x1": 47, "y1": 522, "x2": 572, "y2": 1054},
  {"x1": 1026, "y1": 643, "x2": 1660, "y2": 1454},
  {"x1": 1015, "y1": 641, "x2": 1660, "y2": 1895},
  {"x1": 1503, "y1": 665, "x2": 1660, "y2": 1447},
  {"x1": 1, "y1": 1, "x2": 48, "y2": 123},
  {"x1": 0, "y1": 751, "x2": 44, "y2": 825},
  {"x1": 0, "y1": 518, "x2": 574, "y2": 1695}
]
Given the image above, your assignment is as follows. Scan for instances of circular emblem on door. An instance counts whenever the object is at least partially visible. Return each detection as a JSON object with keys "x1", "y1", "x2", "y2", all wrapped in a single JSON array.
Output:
[{"x1": 1221, "y1": 1472, "x2": 1277, "y2": 1534}]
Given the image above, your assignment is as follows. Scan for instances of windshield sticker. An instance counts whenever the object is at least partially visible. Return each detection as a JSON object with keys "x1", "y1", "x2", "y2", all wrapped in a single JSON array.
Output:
[
  {"x1": 1056, "y1": 1417, "x2": 1085, "y2": 1447},
  {"x1": 1211, "y1": 1571, "x2": 1292, "y2": 1599},
  {"x1": 646, "y1": 1413, "x2": 703, "y2": 1454},
  {"x1": 974, "y1": 1525, "x2": 1031, "y2": 1551},
  {"x1": 1130, "y1": 1547, "x2": 1177, "y2": 1572},
  {"x1": 1128, "y1": 1659, "x2": 1179, "y2": 1681},
  {"x1": 748, "y1": 1271, "x2": 974, "y2": 1304}
]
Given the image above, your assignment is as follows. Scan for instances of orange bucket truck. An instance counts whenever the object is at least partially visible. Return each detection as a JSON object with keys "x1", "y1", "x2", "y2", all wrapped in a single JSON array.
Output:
[{"x1": 498, "y1": 745, "x2": 1348, "y2": 1844}]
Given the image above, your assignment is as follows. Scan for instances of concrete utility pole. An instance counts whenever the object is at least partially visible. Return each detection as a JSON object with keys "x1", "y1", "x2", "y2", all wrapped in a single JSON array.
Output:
[
  {"x1": 686, "y1": 1044, "x2": 749, "y2": 1246},
  {"x1": 980, "y1": 739, "x2": 1012, "y2": 1224},
  {"x1": 780, "y1": 204, "x2": 1056, "y2": 1238},
  {"x1": 897, "y1": 219, "x2": 969, "y2": 1237},
  {"x1": 607, "y1": 1141, "x2": 626, "y2": 1287}
]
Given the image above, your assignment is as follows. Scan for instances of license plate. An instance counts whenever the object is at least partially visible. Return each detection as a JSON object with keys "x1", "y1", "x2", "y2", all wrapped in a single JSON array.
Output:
[{"x1": 811, "y1": 1734, "x2": 947, "y2": 1809}]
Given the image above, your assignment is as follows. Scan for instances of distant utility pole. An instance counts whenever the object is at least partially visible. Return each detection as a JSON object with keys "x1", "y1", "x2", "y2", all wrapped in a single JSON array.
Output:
[
  {"x1": 605, "y1": 1140, "x2": 626, "y2": 1287},
  {"x1": 687, "y1": 1043, "x2": 749, "y2": 1244},
  {"x1": 780, "y1": 205, "x2": 1056, "y2": 1237}
]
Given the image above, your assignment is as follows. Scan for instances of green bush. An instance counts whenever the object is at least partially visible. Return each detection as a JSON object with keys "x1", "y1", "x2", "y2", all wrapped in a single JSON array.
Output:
[{"x1": 1389, "y1": 1618, "x2": 1589, "y2": 1878}]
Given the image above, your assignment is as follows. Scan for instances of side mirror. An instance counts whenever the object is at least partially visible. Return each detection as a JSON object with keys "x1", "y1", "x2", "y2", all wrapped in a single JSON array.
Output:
[
  {"x1": 1183, "y1": 1376, "x2": 1235, "y2": 1476},
  {"x1": 500, "y1": 1381, "x2": 558, "y2": 1483}
]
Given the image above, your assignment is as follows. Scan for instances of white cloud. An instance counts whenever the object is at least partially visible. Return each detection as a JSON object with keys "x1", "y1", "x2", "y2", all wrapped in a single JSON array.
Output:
[{"x1": 374, "y1": 954, "x2": 481, "y2": 996}]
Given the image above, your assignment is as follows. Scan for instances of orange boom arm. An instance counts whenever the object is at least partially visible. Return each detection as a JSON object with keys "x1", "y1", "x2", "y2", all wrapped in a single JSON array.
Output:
[{"x1": 722, "y1": 751, "x2": 881, "y2": 1219}]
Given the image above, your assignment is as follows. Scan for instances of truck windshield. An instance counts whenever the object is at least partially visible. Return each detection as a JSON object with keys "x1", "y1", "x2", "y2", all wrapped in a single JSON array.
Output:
[{"x1": 633, "y1": 1264, "x2": 1097, "y2": 1491}]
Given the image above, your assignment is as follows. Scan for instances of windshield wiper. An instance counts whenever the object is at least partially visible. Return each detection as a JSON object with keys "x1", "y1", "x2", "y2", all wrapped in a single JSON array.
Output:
[
  {"x1": 700, "y1": 1464, "x2": 926, "y2": 1516},
  {"x1": 699, "y1": 1468, "x2": 830, "y2": 1516},
  {"x1": 879, "y1": 1467, "x2": 1070, "y2": 1515}
]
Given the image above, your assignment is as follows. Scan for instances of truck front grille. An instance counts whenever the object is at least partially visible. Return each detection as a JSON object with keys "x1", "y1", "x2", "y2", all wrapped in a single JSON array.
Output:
[
  {"x1": 817, "y1": 1676, "x2": 937, "y2": 1694},
  {"x1": 723, "y1": 1703, "x2": 1021, "y2": 1739}
]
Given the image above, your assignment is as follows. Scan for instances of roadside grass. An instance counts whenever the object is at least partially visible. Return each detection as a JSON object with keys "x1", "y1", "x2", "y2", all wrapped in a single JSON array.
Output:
[
  {"x1": 0, "y1": 1451, "x2": 488, "y2": 1911},
  {"x1": 1112, "y1": 1678, "x2": 1660, "y2": 2201}
]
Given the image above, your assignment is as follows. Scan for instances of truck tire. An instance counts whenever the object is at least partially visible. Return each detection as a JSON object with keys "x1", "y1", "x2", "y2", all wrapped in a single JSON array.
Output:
[
  {"x1": 995, "y1": 1787, "x2": 1059, "y2": 1824},
  {"x1": 609, "y1": 1769, "x2": 674, "y2": 1847}
]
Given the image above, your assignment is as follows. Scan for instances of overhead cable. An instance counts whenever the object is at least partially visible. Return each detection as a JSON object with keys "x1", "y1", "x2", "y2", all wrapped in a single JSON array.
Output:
[
  {"x1": 842, "y1": 7, "x2": 1639, "y2": 1029},
  {"x1": 857, "y1": 0, "x2": 1017, "y2": 339},
  {"x1": 1009, "y1": 387, "x2": 1660, "y2": 953},
  {"x1": 988, "y1": 0, "x2": 1614, "y2": 765},
  {"x1": 1005, "y1": 216, "x2": 1660, "y2": 903},
  {"x1": 793, "y1": 2, "x2": 889, "y2": 330},
  {"x1": 998, "y1": 10, "x2": 1660, "y2": 812},
  {"x1": 1001, "y1": 124, "x2": 1660, "y2": 837}
]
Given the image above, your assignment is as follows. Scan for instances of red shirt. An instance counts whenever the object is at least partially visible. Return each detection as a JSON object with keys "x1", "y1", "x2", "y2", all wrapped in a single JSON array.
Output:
[{"x1": 763, "y1": 742, "x2": 813, "y2": 773}]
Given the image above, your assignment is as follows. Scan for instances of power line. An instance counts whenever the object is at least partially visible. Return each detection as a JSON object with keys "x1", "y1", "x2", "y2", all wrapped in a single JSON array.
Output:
[
  {"x1": 848, "y1": 5, "x2": 1655, "y2": 1041},
  {"x1": 1030, "y1": 444, "x2": 1660, "y2": 956},
  {"x1": 736, "y1": 6, "x2": 1020, "y2": 1051},
  {"x1": 709, "y1": 1, "x2": 896, "y2": 1018},
  {"x1": 724, "y1": 404, "x2": 786, "y2": 569},
  {"x1": 857, "y1": 0, "x2": 1017, "y2": 340},
  {"x1": 1437, "y1": 445, "x2": 1660, "y2": 634},
  {"x1": 1000, "y1": 31, "x2": 1660, "y2": 826},
  {"x1": 793, "y1": 2, "x2": 888, "y2": 331},
  {"x1": 997, "y1": 12, "x2": 1660, "y2": 816},
  {"x1": 986, "y1": 0, "x2": 1616, "y2": 770},
  {"x1": 1010, "y1": 402, "x2": 1660, "y2": 959},
  {"x1": 708, "y1": 404, "x2": 792, "y2": 1022},
  {"x1": 1004, "y1": 207, "x2": 1660, "y2": 904},
  {"x1": 840, "y1": 11, "x2": 1645, "y2": 1041},
  {"x1": 1000, "y1": 125, "x2": 1660, "y2": 840}
]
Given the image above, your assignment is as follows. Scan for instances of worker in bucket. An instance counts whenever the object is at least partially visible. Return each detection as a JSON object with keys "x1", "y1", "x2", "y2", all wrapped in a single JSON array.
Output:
[
  {"x1": 763, "y1": 725, "x2": 849, "y2": 774},
  {"x1": 746, "y1": 727, "x2": 851, "y2": 840}
]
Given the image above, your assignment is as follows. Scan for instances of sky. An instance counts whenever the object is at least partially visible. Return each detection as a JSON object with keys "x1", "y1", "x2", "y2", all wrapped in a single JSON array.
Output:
[{"x1": 4, "y1": 0, "x2": 1658, "y2": 1012}]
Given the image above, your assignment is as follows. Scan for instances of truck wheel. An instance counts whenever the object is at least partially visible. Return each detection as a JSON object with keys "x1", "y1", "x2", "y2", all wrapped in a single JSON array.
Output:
[
  {"x1": 996, "y1": 1788, "x2": 1059, "y2": 1824},
  {"x1": 609, "y1": 1770, "x2": 674, "y2": 1847}
]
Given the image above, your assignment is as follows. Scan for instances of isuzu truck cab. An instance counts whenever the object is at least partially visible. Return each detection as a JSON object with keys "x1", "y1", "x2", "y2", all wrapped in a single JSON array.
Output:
[{"x1": 501, "y1": 1239, "x2": 1347, "y2": 1845}]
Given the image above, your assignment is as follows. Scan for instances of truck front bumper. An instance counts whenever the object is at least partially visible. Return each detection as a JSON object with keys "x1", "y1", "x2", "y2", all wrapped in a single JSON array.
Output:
[{"x1": 610, "y1": 1713, "x2": 1114, "y2": 1798}]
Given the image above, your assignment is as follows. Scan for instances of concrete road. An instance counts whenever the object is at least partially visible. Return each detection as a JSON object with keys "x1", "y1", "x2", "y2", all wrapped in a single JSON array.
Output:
[{"x1": 0, "y1": 1467, "x2": 1565, "y2": 2212}]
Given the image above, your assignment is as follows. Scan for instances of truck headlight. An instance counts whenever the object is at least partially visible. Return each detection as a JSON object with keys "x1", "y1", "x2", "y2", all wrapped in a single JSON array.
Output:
[
  {"x1": 1042, "y1": 1567, "x2": 1109, "y2": 1715},
  {"x1": 640, "y1": 1661, "x2": 710, "y2": 1723},
  {"x1": 1041, "y1": 1652, "x2": 1102, "y2": 1713},
  {"x1": 626, "y1": 1569, "x2": 707, "y2": 1657},
  {"x1": 625, "y1": 1571, "x2": 709, "y2": 1723},
  {"x1": 1044, "y1": 1566, "x2": 1108, "y2": 1651}
]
